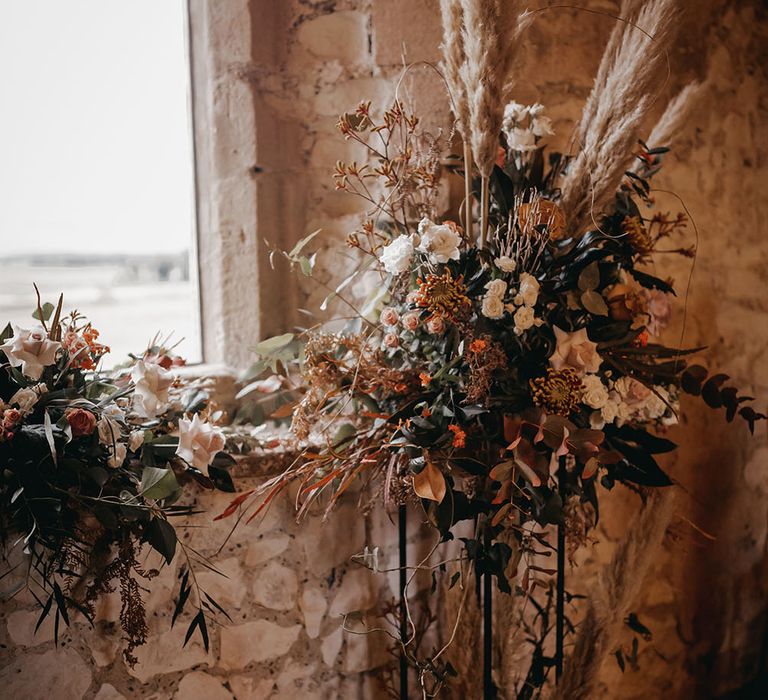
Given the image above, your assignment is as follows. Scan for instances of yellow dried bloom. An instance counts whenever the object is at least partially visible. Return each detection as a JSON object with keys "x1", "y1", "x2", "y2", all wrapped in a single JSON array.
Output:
[
  {"x1": 622, "y1": 216, "x2": 653, "y2": 255},
  {"x1": 530, "y1": 368, "x2": 583, "y2": 415},
  {"x1": 415, "y1": 270, "x2": 471, "y2": 322}
]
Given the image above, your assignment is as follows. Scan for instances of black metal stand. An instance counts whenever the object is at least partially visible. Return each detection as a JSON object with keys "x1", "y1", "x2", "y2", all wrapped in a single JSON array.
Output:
[
  {"x1": 555, "y1": 456, "x2": 566, "y2": 682},
  {"x1": 483, "y1": 525, "x2": 495, "y2": 699},
  {"x1": 398, "y1": 504, "x2": 408, "y2": 699},
  {"x1": 483, "y1": 568, "x2": 494, "y2": 698}
]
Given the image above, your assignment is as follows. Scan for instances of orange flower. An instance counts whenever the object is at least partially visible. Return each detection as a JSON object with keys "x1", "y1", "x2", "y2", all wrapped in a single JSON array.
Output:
[
  {"x1": 420, "y1": 406, "x2": 432, "y2": 418},
  {"x1": 419, "y1": 372, "x2": 431, "y2": 387},
  {"x1": 448, "y1": 424, "x2": 466, "y2": 449},
  {"x1": 633, "y1": 329, "x2": 650, "y2": 347},
  {"x1": 469, "y1": 339, "x2": 488, "y2": 354}
]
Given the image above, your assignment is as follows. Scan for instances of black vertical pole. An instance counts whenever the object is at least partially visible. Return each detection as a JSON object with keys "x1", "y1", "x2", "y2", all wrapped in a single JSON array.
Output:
[
  {"x1": 398, "y1": 504, "x2": 408, "y2": 699},
  {"x1": 555, "y1": 456, "x2": 566, "y2": 682},
  {"x1": 483, "y1": 525, "x2": 495, "y2": 699}
]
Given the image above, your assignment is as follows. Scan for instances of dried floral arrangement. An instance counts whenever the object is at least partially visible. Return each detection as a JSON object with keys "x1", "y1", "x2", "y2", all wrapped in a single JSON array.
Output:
[
  {"x1": 219, "y1": 0, "x2": 765, "y2": 695},
  {"x1": 0, "y1": 293, "x2": 235, "y2": 664}
]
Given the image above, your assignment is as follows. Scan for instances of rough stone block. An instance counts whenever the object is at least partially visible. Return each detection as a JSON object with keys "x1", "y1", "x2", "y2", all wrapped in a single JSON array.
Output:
[
  {"x1": 299, "y1": 586, "x2": 328, "y2": 638},
  {"x1": 371, "y1": 0, "x2": 442, "y2": 66},
  {"x1": 252, "y1": 560, "x2": 299, "y2": 611},
  {"x1": 219, "y1": 619, "x2": 301, "y2": 670},
  {"x1": 0, "y1": 648, "x2": 91, "y2": 700},
  {"x1": 296, "y1": 11, "x2": 369, "y2": 64},
  {"x1": 175, "y1": 671, "x2": 233, "y2": 700},
  {"x1": 328, "y1": 567, "x2": 380, "y2": 618}
]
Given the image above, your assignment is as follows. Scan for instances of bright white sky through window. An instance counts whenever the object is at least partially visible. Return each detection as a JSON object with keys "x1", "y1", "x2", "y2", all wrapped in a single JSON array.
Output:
[{"x1": 0, "y1": 0, "x2": 200, "y2": 363}]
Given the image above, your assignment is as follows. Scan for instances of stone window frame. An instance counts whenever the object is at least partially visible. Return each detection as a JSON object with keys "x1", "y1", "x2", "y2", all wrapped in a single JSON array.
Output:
[{"x1": 186, "y1": 0, "x2": 300, "y2": 373}]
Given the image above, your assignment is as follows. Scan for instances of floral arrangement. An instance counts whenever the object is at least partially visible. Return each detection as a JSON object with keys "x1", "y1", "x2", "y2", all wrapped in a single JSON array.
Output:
[
  {"x1": 0, "y1": 294, "x2": 234, "y2": 664},
  {"x1": 219, "y1": 0, "x2": 765, "y2": 694}
]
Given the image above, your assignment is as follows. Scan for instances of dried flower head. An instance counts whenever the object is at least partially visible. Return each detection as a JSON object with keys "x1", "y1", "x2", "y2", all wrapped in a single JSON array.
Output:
[
  {"x1": 530, "y1": 368, "x2": 583, "y2": 415},
  {"x1": 465, "y1": 336, "x2": 508, "y2": 405},
  {"x1": 416, "y1": 270, "x2": 472, "y2": 322},
  {"x1": 622, "y1": 215, "x2": 653, "y2": 256},
  {"x1": 518, "y1": 199, "x2": 566, "y2": 240}
]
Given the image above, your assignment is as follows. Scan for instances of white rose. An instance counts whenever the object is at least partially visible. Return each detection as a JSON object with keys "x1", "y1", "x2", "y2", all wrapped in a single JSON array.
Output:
[
  {"x1": 0, "y1": 326, "x2": 61, "y2": 380},
  {"x1": 505, "y1": 127, "x2": 537, "y2": 152},
  {"x1": 642, "y1": 386, "x2": 668, "y2": 420},
  {"x1": 531, "y1": 115, "x2": 555, "y2": 137},
  {"x1": 503, "y1": 101, "x2": 528, "y2": 125},
  {"x1": 417, "y1": 218, "x2": 461, "y2": 264},
  {"x1": 8, "y1": 387, "x2": 39, "y2": 415},
  {"x1": 494, "y1": 256, "x2": 517, "y2": 273},
  {"x1": 379, "y1": 235, "x2": 414, "y2": 275},
  {"x1": 616, "y1": 401, "x2": 633, "y2": 426},
  {"x1": 481, "y1": 294, "x2": 505, "y2": 319},
  {"x1": 128, "y1": 429, "x2": 145, "y2": 452},
  {"x1": 98, "y1": 404, "x2": 126, "y2": 446},
  {"x1": 518, "y1": 273, "x2": 540, "y2": 307},
  {"x1": 107, "y1": 442, "x2": 127, "y2": 469},
  {"x1": 484, "y1": 279, "x2": 507, "y2": 299},
  {"x1": 131, "y1": 360, "x2": 174, "y2": 419},
  {"x1": 175, "y1": 414, "x2": 226, "y2": 476},
  {"x1": 581, "y1": 374, "x2": 609, "y2": 409},
  {"x1": 600, "y1": 395, "x2": 620, "y2": 425},
  {"x1": 513, "y1": 305, "x2": 537, "y2": 334}
]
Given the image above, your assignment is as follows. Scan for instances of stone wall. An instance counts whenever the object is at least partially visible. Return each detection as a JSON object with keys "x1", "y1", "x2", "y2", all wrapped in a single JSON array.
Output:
[{"x1": 1, "y1": 1, "x2": 767, "y2": 698}]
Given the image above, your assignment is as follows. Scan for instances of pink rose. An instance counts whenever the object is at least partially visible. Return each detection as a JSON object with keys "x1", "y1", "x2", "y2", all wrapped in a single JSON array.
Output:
[
  {"x1": 383, "y1": 332, "x2": 400, "y2": 348},
  {"x1": 401, "y1": 311, "x2": 421, "y2": 332},
  {"x1": 645, "y1": 289, "x2": 672, "y2": 337},
  {"x1": 550, "y1": 327, "x2": 601, "y2": 375},
  {"x1": 379, "y1": 307, "x2": 399, "y2": 327},
  {"x1": 426, "y1": 316, "x2": 446, "y2": 334},
  {"x1": 616, "y1": 377, "x2": 651, "y2": 406}
]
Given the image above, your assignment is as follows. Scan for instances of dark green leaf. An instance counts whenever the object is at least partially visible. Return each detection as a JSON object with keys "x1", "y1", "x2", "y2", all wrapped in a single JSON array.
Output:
[
  {"x1": 172, "y1": 570, "x2": 191, "y2": 628},
  {"x1": 52, "y1": 582, "x2": 70, "y2": 626},
  {"x1": 144, "y1": 518, "x2": 177, "y2": 564}
]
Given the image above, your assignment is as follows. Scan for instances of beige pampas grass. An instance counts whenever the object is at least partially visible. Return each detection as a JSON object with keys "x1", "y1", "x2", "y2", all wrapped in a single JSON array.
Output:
[
  {"x1": 458, "y1": 0, "x2": 531, "y2": 246},
  {"x1": 439, "y1": 0, "x2": 475, "y2": 237},
  {"x1": 441, "y1": 568, "x2": 483, "y2": 695},
  {"x1": 647, "y1": 81, "x2": 703, "y2": 149},
  {"x1": 551, "y1": 489, "x2": 675, "y2": 700},
  {"x1": 440, "y1": 0, "x2": 470, "y2": 139},
  {"x1": 459, "y1": 0, "x2": 531, "y2": 179},
  {"x1": 559, "y1": 0, "x2": 679, "y2": 236}
]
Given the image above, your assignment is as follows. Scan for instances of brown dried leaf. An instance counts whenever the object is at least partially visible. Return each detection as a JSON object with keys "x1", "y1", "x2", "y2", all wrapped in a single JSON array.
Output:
[{"x1": 413, "y1": 461, "x2": 446, "y2": 503}]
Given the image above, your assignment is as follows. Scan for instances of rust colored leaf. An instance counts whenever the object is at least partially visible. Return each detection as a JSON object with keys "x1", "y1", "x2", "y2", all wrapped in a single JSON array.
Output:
[{"x1": 412, "y1": 461, "x2": 446, "y2": 503}]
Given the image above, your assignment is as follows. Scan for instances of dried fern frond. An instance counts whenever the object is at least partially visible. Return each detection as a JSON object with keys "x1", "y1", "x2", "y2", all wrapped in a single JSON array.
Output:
[
  {"x1": 560, "y1": 0, "x2": 680, "y2": 236},
  {"x1": 552, "y1": 489, "x2": 675, "y2": 700},
  {"x1": 647, "y1": 81, "x2": 704, "y2": 149}
]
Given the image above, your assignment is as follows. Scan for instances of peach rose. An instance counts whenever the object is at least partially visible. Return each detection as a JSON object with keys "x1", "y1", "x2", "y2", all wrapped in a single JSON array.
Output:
[{"x1": 550, "y1": 327, "x2": 601, "y2": 375}]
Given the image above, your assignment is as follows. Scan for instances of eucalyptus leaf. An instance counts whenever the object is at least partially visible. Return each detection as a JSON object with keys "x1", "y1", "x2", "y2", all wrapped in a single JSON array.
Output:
[
  {"x1": 32, "y1": 302, "x2": 55, "y2": 322},
  {"x1": 577, "y1": 262, "x2": 600, "y2": 292},
  {"x1": 140, "y1": 466, "x2": 180, "y2": 500},
  {"x1": 581, "y1": 290, "x2": 609, "y2": 316},
  {"x1": 253, "y1": 333, "x2": 294, "y2": 356}
]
